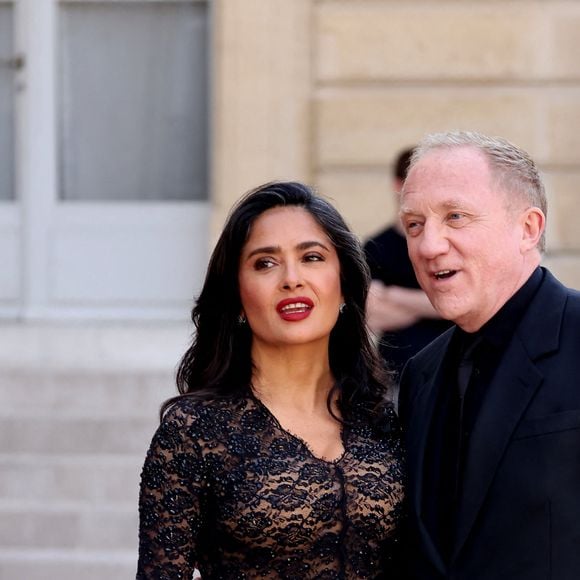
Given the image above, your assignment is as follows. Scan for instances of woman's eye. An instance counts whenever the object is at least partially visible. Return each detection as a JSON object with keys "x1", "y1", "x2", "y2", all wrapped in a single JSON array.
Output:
[
  {"x1": 304, "y1": 253, "x2": 324, "y2": 262},
  {"x1": 254, "y1": 257, "x2": 276, "y2": 270}
]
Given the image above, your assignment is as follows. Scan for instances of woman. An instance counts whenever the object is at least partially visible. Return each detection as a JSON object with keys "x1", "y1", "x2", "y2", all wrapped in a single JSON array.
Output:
[{"x1": 137, "y1": 182, "x2": 405, "y2": 579}]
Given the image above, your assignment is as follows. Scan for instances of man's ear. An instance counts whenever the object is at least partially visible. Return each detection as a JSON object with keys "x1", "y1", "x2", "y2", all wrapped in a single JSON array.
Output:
[{"x1": 520, "y1": 206, "x2": 545, "y2": 252}]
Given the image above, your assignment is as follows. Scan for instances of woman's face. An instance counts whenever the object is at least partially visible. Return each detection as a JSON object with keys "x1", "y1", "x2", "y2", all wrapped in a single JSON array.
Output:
[{"x1": 238, "y1": 206, "x2": 343, "y2": 350}]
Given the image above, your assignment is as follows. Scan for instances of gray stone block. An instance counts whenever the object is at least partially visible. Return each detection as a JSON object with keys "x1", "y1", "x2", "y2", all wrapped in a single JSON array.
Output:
[
  {"x1": 0, "y1": 455, "x2": 143, "y2": 503},
  {"x1": 0, "y1": 416, "x2": 158, "y2": 455},
  {"x1": 0, "y1": 549, "x2": 136, "y2": 580},
  {"x1": 0, "y1": 504, "x2": 138, "y2": 550}
]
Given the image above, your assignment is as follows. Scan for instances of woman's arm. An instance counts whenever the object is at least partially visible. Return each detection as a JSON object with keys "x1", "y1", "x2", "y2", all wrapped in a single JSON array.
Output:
[{"x1": 137, "y1": 404, "x2": 206, "y2": 579}]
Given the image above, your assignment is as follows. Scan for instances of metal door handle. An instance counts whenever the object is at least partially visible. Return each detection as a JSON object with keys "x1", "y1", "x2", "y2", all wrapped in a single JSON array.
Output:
[{"x1": 0, "y1": 53, "x2": 25, "y2": 70}]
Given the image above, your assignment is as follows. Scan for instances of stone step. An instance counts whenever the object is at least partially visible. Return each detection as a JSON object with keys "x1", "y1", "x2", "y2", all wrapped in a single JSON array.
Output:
[
  {"x1": 0, "y1": 323, "x2": 194, "y2": 578},
  {"x1": 0, "y1": 548, "x2": 136, "y2": 580},
  {"x1": 0, "y1": 322, "x2": 191, "y2": 373},
  {"x1": 0, "y1": 454, "x2": 143, "y2": 504},
  {"x1": 0, "y1": 416, "x2": 159, "y2": 455},
  {"x1": 0, "y1": 501, "x2": 137, "y2": 551},
  {"x1": 0, "y1": 370, "x2": 176, "y2": 418}
]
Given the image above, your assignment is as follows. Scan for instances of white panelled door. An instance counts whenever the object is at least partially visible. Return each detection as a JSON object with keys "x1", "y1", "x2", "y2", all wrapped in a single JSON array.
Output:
[
  {"x1": 0, "y1": 1, "x2": 20, "y2": 316},
  {"x1": 2, "y1": 0, "x2": 210, "y2": 320}
]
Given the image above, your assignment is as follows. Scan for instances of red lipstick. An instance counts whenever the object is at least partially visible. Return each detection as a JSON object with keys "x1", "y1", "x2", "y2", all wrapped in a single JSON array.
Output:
[{"x1": 276, "y1": 296, "x2": 314, "y2": 321}]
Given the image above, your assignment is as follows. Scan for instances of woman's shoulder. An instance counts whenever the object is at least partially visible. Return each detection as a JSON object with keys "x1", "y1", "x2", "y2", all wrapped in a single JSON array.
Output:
[
  {"x1": 348, "y1": 400, "x2": 401, "y2": 439},
  {"x1": 152, "y1": 394, "x2": 255, "y2": 454},
  {"x1": 161, "y1": 393, "x2": 253, "y2": 429}
]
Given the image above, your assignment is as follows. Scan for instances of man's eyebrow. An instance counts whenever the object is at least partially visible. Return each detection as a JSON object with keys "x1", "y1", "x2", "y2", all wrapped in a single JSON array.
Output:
[
  {"x1": 245, "y1": 240, "x2": 330, "y2": 260},
  {"x1": 399, "y1": 206, "x2": 419, "y2": 216}
]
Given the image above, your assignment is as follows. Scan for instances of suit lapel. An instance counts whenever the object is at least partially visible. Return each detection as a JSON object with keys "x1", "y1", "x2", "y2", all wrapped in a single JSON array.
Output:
[
  {"x1": 452, "y1": 338, "x2": 543, "y2": 558},
  {"x1": 407, "y1": 331, "x2": 454, "y2": 575},
  {"x1": 452, "y1": 268, "x2": 566, "y2": 560}
]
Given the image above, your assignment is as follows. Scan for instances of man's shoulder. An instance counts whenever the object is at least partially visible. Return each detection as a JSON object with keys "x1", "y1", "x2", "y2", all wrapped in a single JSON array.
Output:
[
  {"x1": 562, "y1": 279, "x2": 580, "y2": 304},
  {"x1": 558, "y1": 281, "x2": 580, "y2": 327},
  {"x1": 531, "y1": 268, "x2": 580, "y2": 316}
]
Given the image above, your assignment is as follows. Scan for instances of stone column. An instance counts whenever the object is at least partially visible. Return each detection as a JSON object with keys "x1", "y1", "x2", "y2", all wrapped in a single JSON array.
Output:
[{"x1": 211, "y1": 0, "x2": 313, "y2": 240}]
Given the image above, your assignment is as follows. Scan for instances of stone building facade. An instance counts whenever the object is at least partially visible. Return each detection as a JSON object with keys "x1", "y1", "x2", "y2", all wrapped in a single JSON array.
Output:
[{"x1": 212, "y1": 0, "x2": 580, "y2": 288}]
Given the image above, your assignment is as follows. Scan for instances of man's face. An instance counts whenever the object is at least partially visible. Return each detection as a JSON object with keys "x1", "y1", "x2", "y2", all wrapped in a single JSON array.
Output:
[{"x1": 400, "y1": 147, "x2": 531, "y2": 332}]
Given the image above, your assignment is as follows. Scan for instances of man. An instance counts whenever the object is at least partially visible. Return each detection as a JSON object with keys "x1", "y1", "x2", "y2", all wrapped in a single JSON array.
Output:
[
  {"x1": 364, "y1": 148, "x2": 451, "y2": 378},
  {"x1": 398, "y1": 130, "x2": 580, "y2": 579}
]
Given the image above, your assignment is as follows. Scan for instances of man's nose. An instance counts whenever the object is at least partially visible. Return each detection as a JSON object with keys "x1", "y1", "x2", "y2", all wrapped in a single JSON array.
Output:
[{"x1": 417, "y1": 221, "x2": 449, "y2": 259}]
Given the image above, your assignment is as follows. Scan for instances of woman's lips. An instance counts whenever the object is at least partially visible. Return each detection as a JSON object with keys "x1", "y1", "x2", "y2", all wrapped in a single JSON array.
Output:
[{"x1": 276, "y1": 297, "x2": 314, "y2": 321}]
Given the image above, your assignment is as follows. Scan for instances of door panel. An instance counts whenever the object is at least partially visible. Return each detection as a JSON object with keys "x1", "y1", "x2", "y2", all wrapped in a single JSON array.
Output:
[
  {"x1": 10, "y1": 0, "x2": 210, "y2": 320},
  {"x1": 0, "y1": 207, "x2": 19, "y2": 303},
  {"x1": 0, "y1": 2, "x2": 15, "y2": 201},
  {"x1": 59, "y1": 2, "x2": 208, "y2": 201},
  {"x1": 50, "y1": 203, "x2": 208, "y2": 307},
  {"x1": 0, "y1": 1, "x2": 19, "y2": 314}
]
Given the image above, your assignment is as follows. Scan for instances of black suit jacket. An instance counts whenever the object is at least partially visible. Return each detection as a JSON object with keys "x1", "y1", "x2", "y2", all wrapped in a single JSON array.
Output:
[{"x1": 398, "y1": 269, "x2": 580, "y2": 580}]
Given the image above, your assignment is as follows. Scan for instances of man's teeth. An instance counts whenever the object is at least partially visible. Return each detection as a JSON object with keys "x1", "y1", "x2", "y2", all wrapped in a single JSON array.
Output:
[
  {"x1": 434, "y1": 270, "x2": 455, "y2": 279},
  {"x1": 281, "y1": 302, "x2": 310, "y2": 312}
]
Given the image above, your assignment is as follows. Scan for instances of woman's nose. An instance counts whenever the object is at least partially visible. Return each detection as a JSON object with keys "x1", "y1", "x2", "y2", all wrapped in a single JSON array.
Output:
[{"x1": 281, "y1": 263, "x2": 304, "y2": 290}]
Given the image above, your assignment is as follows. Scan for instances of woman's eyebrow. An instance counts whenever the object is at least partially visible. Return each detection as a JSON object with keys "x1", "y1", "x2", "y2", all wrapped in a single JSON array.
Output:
[
  {"x1": 245, "y1": 240, "x2": 330, "y2": 260},
  {"x1": 296, "y1": 240, "x2": 331, "y2": 252},
  {"x1": 245, "y1": 245, "x2": 280, "y2": 260}
]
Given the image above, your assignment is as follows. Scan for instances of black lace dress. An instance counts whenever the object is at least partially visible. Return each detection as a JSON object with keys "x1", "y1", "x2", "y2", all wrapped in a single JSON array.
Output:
[{"x1": 137, "y1": 395, "x2": 405, "y2": 579}]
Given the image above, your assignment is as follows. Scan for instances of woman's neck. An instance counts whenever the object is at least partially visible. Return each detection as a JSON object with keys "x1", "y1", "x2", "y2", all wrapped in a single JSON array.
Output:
[{"x1": 250, "y1": 342, "x2": 334, "y2": 413}]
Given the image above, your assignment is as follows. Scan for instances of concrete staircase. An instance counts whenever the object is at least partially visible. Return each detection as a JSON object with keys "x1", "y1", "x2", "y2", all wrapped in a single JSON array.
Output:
[{"x1": 0, "y1": 323, "x2": 191, "y2": 579}]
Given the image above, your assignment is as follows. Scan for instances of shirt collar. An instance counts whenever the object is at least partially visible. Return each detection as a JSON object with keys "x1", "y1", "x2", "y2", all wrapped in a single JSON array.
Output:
[{"x1": 455, "y1": 267, "x2": 544, "y2": 351}]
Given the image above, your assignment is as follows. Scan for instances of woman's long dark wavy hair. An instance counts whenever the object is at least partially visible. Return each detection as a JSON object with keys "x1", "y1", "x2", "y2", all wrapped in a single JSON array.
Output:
[{"x1": 162, "y1": 182, "x2": 395, "y2": 429}]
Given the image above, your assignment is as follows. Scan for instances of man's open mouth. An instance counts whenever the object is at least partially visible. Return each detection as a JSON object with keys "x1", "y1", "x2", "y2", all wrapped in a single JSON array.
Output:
[{"x1": 434, "y1": 269, "x2": 457, "y2": 280}]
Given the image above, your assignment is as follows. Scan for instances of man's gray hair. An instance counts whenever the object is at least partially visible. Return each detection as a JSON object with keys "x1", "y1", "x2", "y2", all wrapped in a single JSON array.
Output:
[{"x1": 409, "y1": 131, "x2": 547, "y2": 252}]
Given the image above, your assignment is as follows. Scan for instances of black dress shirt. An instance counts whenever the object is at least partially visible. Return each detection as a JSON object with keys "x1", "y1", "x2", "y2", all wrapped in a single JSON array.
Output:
[{"x1": 422, "y1": 267, "x2": 544, "y2": 561}]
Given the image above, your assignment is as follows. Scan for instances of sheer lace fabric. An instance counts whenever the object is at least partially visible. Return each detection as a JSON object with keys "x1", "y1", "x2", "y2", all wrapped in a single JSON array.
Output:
[{"x1": 137, "y1": 395, "x2": 405, "y2": 579}]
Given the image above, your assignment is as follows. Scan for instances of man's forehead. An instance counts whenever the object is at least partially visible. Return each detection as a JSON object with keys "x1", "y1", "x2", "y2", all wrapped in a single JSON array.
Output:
[
  {"x1": 409, "y1": 146, "x2": 489, "y2": 176},
  {"x1": 404, "y1": 148, "x2": 492, "y2": 192}
]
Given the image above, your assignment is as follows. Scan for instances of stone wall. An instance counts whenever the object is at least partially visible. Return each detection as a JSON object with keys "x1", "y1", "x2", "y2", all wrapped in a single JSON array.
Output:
[{"x1": 212, "y1": 0, "x2": 580, "y2": 288}]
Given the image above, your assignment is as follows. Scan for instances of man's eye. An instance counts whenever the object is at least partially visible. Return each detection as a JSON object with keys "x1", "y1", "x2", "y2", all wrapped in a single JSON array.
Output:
[
  {"x1": 254, "y1": 257, "x2": 276, "y2": 270},
  {"x1": 449, "y1": 212, "x2": 464, "y2": 220},
  {"x1": 405, "y1": 221, "x2": 422, "y2": 234}
]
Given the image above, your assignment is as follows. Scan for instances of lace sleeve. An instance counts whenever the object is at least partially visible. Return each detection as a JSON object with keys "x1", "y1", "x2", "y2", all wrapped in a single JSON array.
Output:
[{"x1": 137, "y1": 403, "x2": 206, "y2": 579}]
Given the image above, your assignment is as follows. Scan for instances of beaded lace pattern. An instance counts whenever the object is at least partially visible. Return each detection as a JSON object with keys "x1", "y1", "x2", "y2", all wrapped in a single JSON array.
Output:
[{"x1": 137, "y1": 395, "x2": 405, "y2": 579}]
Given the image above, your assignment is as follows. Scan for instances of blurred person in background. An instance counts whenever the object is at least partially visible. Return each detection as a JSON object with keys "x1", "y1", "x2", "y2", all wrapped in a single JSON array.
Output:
[
  {"x1": 398, "y1": 131, "x2": 580, "y2": 580},
  {"x1": 364, "y1": 148, "x2": 451, "y2": 379},
  {"x1": 137, "y1": 182, "x2": 406, "y2": 579}
]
